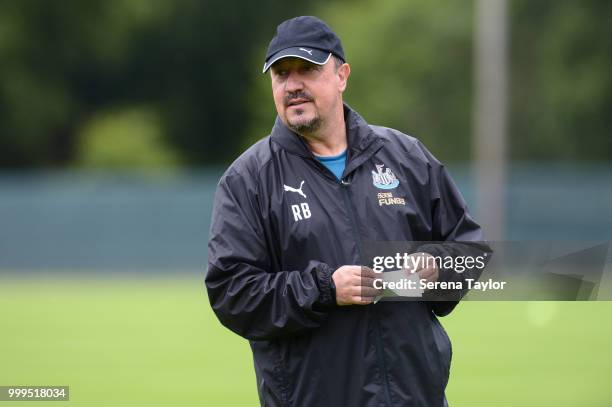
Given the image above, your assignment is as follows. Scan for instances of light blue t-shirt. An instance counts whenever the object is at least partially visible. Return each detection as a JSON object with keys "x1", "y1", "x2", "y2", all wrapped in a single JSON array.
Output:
[{"x1": 314, "y1": 150, "x2": 347, "y2": 180}]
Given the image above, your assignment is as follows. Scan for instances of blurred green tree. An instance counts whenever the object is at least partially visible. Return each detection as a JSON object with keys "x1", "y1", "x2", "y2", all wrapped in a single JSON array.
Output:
[
  {"x1": 0, "y1": 0, "x2": 317, "y2": 168},
  {"x1": 77, "y1": 106, "x2": 179, "y2": 168},
  {"x1": 510, "y1": 0, "x2": 612, "y2": 161}
]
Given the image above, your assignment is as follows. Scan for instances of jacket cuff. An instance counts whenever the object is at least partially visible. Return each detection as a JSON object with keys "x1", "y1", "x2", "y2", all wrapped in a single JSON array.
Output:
[{"x1": 315, "y1": 263, "x2": 337, "y2": 308}]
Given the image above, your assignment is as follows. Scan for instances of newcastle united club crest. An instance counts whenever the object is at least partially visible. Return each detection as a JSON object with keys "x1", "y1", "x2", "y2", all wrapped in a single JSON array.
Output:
[{"x1": 372, "y1": 164, "x2": 400, "y2": 189}]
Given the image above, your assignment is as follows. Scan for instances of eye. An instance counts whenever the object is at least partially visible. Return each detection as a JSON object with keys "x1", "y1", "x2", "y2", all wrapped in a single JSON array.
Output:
[
  {"x1": 301, "y1": 65, "x2": 318, "y2": 74},
  {"x1": 273, "y1": 69, "x2": 288, "y2": 79}
]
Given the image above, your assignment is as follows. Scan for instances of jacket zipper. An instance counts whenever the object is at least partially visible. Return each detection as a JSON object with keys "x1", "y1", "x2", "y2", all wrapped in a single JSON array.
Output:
[
  {"x1": 339, "y1": 177, "x2": 394, "y2": 407},
  {"x1": 307, "y1": 157, "x2": 394, "y2": 406}
]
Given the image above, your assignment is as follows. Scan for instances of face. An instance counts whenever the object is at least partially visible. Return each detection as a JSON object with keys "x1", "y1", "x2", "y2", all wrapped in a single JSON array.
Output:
[{"x1": 270, "y1": 56, "x2": 349, "y2": 135}]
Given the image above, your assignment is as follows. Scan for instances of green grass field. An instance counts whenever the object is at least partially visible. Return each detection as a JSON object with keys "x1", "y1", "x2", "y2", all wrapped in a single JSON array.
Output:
[{"x1": 1, "y1": 274, "x2": 611, "y2": 406}]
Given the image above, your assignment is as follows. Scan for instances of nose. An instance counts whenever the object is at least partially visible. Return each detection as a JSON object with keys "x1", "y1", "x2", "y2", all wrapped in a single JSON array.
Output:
[{"x1": 285, "y1": 70, "x2": 304, "y2": 93}]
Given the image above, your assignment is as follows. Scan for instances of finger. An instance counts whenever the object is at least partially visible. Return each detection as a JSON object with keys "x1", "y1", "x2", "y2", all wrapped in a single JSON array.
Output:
[
  {"x1": 360, "y1": 266, "x2": 378, "y2": 279},
  {"x1": 349, "y1": 266, "x2": 366, "y2": 277},
  {"x1": 417, "y1": 266, "x2": 436, "y2": 278},
  {"x1": 360, "y1": 286, "x2": 382, "y2": 297},
  {"x1": 418, "y1": 269, "x2": 439, "y2": 284},
  {"x1": 357, "y1": 276, "x2": 378, "y2": 287},
  {"x1": 349, "y1": 285, "x2": 369, "y2": 296},
  {"x1": 351, "y1": 296, "x2": 375, "y2": 305},
  {"x1": 351, "y1": 284, "x2": 382, "y2": 295}
]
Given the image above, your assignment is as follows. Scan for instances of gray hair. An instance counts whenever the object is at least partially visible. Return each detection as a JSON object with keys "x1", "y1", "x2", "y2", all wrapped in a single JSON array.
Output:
[{"x1": 332, "y1": 55, "x2": 344, "y2": 71}]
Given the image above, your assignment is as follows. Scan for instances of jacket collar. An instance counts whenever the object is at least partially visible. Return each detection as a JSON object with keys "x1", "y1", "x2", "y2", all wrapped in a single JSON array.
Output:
[{"x1": 270, "y1": 103, "x2": 381, "y2": 159}]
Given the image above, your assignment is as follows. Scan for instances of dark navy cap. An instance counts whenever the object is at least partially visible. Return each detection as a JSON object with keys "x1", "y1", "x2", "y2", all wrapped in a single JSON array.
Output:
[{"x1": 262, "y1": 16, "x2": 345, "y2": 73}]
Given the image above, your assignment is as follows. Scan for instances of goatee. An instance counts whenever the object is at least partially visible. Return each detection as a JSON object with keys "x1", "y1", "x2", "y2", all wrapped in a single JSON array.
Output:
[{"x1": 288, "y1": 115, "x2": 322, "y2": 135}]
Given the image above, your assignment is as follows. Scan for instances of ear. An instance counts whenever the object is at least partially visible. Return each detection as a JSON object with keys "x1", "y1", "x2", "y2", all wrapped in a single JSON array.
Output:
[{"x1": 337, "y1": 63, "x2": 350, "y2": 92}]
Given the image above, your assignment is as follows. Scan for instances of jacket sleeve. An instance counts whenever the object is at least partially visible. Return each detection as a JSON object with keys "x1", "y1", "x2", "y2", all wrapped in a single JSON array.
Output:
[
  {"x1": 416, "y1": 143, "x2": 491, "y2": 316},
  {"x1": 205, "y1": 169, "x2": 337, "y2": 341}
]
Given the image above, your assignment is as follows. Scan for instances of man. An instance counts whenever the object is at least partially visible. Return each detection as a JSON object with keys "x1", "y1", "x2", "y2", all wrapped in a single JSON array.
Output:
[{"x1": 206, "y1": 16, "x2": 484, "y2": 406}]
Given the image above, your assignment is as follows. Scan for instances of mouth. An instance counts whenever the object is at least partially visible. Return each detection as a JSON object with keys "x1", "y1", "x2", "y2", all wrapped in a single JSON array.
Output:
[{"x1": 287, "y1": 99, "x2": 311, "y2": 108}]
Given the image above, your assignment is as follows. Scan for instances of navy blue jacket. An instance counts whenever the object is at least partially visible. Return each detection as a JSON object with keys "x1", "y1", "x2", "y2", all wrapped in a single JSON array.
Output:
[{"x1": 206, "y1": 105, "x2": 484, "y2": 406}]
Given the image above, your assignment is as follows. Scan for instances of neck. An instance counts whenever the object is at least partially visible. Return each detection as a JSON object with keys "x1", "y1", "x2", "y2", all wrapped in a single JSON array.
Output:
[{"x1": 299, "y1": 103, "x2": 347, "y2": 156}]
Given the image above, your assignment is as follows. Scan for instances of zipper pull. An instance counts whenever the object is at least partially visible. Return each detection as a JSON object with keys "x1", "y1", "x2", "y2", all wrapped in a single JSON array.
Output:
[{"x1": 341, "y1": 179, "x2": 350, "y2": 186}]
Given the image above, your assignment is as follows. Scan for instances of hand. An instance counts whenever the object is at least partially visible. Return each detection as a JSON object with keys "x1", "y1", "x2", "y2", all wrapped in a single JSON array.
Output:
[
  {"x1": 404, "y1": 252, "x2": 439, "y2": 284},
  {"x1": 332, "y1": 265, "x2": 381, "y2": 305}
]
